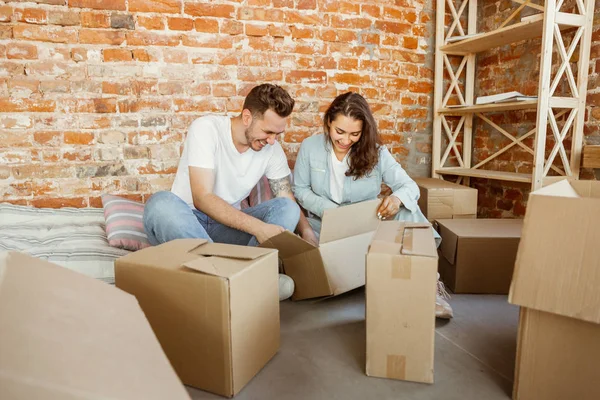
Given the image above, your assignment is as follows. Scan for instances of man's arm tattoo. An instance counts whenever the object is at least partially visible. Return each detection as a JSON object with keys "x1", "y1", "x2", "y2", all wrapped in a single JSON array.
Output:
[{"x1": 268, "y1": 176, "x2": 292, "y2": 197}]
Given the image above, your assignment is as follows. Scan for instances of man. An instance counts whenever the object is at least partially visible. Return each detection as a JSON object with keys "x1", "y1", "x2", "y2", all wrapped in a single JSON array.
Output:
[{"x1": 143, "y1": 84, "x2": 317, "y2": 300}]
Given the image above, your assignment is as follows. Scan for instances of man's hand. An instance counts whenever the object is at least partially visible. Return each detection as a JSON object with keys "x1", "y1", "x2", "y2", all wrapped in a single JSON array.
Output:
[
  {"x1": 253, "y1": 222, "x2": 285, "y2": 244},
  {"x1": 268, "y1": 175, "x2": 317, "y2": 245},
  {"x1": 377, "y1": 195, "x2": 402, "y2": 220},
  {"x1": 300, "y1": 227, "x2": 319, "y2": 247}
]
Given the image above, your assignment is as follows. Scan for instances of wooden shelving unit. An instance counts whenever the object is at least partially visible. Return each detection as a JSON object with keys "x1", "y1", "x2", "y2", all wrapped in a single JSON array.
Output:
[{"x1": 432, "y1": 0, "x2": 596, "y2": 190}]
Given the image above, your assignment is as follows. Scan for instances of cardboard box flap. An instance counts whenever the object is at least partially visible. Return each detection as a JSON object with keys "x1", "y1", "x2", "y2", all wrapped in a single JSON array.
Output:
[
  {"x1": 260, "y1": 230, "x2": 316, "y2": 258},
  {"x1": 0, "y1": 251, "x2": 190, "y2": 400},
  {"x1": 509, "y1": 187, "x2": 600, "y2": 324},
  {"x1": 183, "y1": 256, "x2": 250, "y2": 279},
  {"x1": 117, "y1": 238, "x2": 209, "y2": 271},
  {"x1": 369, "y1": 221, "x2": 436, "y2": 258},
  {"x1": 371, "y1": 219, "x2": 405, "y2": 244},
  {"x1": 183, "y1": 243, "x2": 275, "y2": 279},
  {"x1": 191, "y1": 242, "x2": 275, "y2": 260},
  {"x1": 319, "y1": 199, "x2": 381, "y2": 244},
  {"x1": 283, "y1": 248, "x2": 331, "y2": 300},
  {"x1": 436, "y1": 221, "x2": 459, "y2": 264},
  {"x1": 401, "y1": 225, "x2": 438, "y2": 258},
  {"x1": 533, "y1": 178, "x2": 581, "y2": 198},
  {"x1": 414, "y1": 177, "x2": 465, "y2": 190},
  {"x1": 570, "y1": 180, "x2": 600, "y2": 198}
]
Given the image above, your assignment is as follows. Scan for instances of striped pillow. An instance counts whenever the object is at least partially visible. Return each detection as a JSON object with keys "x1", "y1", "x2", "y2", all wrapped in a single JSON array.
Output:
[{"x1": 101, "y1": 194, "x2": 150, "y2": 251}]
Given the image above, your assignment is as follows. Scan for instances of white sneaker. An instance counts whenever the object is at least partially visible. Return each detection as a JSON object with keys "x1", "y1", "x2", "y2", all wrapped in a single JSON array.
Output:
[
  {"x1": 436, "y1": 273, "x2": 454, "y2": 319},
  {"x1": 279, "y1": 274, "x2": 294, "y2": 301}
]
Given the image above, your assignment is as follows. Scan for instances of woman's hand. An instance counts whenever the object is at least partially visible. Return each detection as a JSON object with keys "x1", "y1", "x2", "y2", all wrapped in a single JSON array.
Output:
[{"x1": 377, "y1": 195, "x2": 402, "y2": 220}]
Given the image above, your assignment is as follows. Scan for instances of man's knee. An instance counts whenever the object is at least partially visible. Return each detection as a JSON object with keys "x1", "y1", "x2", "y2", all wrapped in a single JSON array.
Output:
[
  {"x1": 145, "y1": 191, "x2": 176, "y2": 211},
  {"x1": 268, "y1": 197, "x2": 300, "y2": 230},
  {"x1": 144, "y1": 191, "x2": 179, "y2": 230}
]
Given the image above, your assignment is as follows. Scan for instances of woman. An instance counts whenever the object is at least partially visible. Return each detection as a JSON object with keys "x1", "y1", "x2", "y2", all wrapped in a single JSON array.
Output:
[
  {"x1": 292, "y1": 92, "x2": 452, "y2": 318},
  {"x1": 293, "y1": 92, "x2": 437, "y2": 239}
]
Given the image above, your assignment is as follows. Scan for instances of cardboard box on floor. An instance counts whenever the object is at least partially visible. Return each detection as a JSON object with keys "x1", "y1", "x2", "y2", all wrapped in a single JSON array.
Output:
[
  {"x1": 0, "y1": 251, "x2": 190, "y2": 400},
  {"x1": 115, "y1": 239, "x2": 280, "y2": 398},
  {"x1": 509, "y1": 179, "x2": 600, "y2": 400},
  {"x1": 261, "y1": 199, "x2": 381, "y2": 301},
  {"x1": 414, "y1": 177, "x2": 478, "y2": 221},
  {"x1": 366, "y1": 221, "x2": 438, "y2": 384},
  {"x1": 436, "y1": 218, "x2": 523, "y2": 294}
]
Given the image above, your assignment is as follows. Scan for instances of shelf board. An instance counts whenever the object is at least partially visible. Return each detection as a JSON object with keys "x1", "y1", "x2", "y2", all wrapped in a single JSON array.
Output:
[
  {"x1": 436, "y1": 168, "x2": 533, "y2": 183},
  {"x1": 439, "y1": 100, "x2": 538, "y2": 115},
  {"x1": 440, "y1": 14, "x2": 573, "y2": 54}
]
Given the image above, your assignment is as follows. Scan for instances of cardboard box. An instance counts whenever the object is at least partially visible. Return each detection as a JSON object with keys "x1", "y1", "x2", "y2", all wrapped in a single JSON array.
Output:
[
  {"x1": 509, "y1": 179, "x2": 600, "y2": 400},
  {"x1": 115, "y1": 239, "x2": 280, "y2": 398},
  {"x1": 261, "y1": 199, "x2": 380, "y2": 301},
  {"x1": 0, "y1": 251, "x2": 190, "y2": 400},
  {"x1": 414, "y1": 177, "x2": 478, "y2": 221},
  {"x1": 365, "y1": 221, "x2": 438, "y2": 384},
  {"x1": 436, "y1": 218, "x2": 523, "y2": 294}
]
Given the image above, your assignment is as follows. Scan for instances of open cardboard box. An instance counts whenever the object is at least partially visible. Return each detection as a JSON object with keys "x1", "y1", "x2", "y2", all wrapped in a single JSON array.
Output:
[
  {"x1": 115, "y1": 239, "x2": 280, "y2": 398},
  {"x1": 0, "y1": 251, "x2": 190, "y2": 400},
  {"x1": 261, "y1": 199, "x2": 381, "y2": 300},
  {"x1": 509, "y1": 179, "x2": 600, "y2": 400}
]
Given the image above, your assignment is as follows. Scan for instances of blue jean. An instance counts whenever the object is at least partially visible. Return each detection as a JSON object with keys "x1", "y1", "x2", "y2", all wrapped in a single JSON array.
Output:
[{"x1": 143, "y1": 191, "x2": 301, "y2": 247}]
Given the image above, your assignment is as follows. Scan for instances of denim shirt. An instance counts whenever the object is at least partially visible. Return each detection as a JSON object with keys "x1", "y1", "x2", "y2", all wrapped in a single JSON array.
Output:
[{"x1": 292, "y1": 134, "x2": 420, "y2": 218}]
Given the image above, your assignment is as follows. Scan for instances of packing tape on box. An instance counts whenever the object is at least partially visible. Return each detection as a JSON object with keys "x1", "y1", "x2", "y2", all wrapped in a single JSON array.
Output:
[
  {"x1": 386, "y1": 354, "x2": 406, "y2": 380},
  {"x1": 394, "y1": 227, "x2": 405, "y2": 245},
  {"x1": 403, "y1": 229, "x2": 414, "y2": 253},
  {"x1": 391, "y1": 256, "x2": 411, "y2": 280}
]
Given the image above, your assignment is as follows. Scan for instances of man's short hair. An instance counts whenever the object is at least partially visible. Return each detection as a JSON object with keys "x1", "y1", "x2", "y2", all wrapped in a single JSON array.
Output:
[{"x1": 243, "y1": 84, "x2": 295, "y2": 119}]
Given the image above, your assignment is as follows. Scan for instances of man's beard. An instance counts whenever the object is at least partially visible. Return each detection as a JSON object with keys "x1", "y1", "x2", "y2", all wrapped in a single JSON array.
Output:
[
  {"x1": 245, "y1": 128, "x2": 258, "y2": 151},
  {"x1": 245, "y1": 124, "x2": 266, "y2": 152}
]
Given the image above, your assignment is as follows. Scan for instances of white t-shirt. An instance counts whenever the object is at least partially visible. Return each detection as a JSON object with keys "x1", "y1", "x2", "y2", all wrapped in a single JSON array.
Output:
[
  {"x1": 329, "y1": 150, "x2": 350, "y2": 204},
  {"x1": 171, "y1": 115, "x2": 291, "y2": 209}
]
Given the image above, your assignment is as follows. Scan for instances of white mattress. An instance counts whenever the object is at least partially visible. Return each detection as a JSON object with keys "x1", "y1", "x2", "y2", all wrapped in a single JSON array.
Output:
[{"x1": 0, "y1": 203, "x2": 130, "y2": 284}]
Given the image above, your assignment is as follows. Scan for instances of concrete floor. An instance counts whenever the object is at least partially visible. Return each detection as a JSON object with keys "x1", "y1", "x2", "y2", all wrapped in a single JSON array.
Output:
[{"x1": 188, "y1": 289, "x2": 519, "y2": 400}]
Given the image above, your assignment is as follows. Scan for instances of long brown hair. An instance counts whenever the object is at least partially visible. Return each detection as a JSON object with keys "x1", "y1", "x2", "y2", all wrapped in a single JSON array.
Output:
[{"x1": 323, "y1": 92, "x2": 381, "y2": 179}]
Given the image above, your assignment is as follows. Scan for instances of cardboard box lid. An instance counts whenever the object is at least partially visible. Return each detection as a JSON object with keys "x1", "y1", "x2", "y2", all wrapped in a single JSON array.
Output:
[
  {"x1": 184, "y1": 242, "x2": 276, "y2": 279},
  {"x1": 319, "y1": 199, "x2": 381, "y2": 244},
  {"x1": 509, "y1": 179, "x2": 600, "y2": 324},
  {"x1": 118, "y1": 238, "x2": 277, "y2": 279},
  {"x1": 437, "y1": 219, "x2": 523, "y2": 264},
  {"x1": 0, "y1": 251, "x2": 190, "y2": 400},
  {"x1": 369, "y1": 221, "x2": 438, "y2": 258},
  {"x1": 414, "y1": 177, "x2": 474, "y2": 191}
]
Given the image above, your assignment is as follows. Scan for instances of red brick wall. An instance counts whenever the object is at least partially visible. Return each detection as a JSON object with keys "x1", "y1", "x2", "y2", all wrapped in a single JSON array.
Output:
[
  {"x1": 0, "y1": 0, "x2": 435, "y2": 208},
  {"x1": 473, "y1": 0, "x2": 600, "y2": 218}
]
